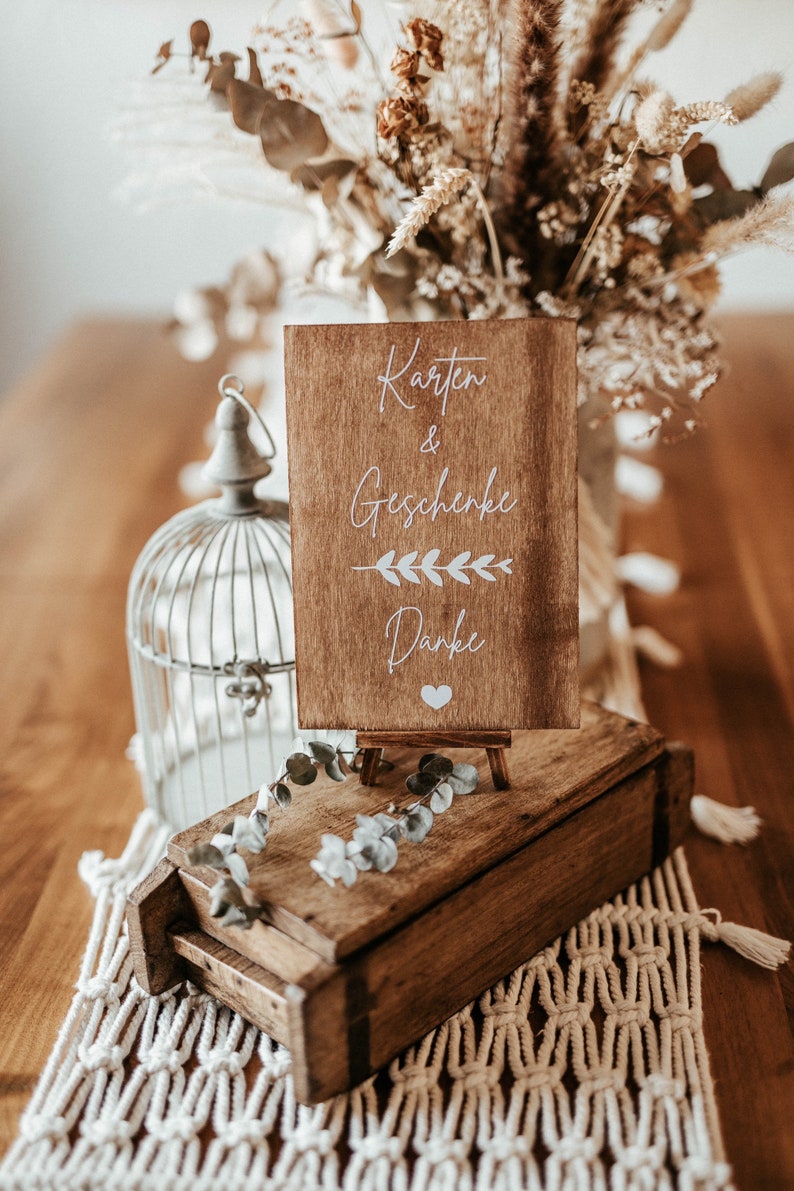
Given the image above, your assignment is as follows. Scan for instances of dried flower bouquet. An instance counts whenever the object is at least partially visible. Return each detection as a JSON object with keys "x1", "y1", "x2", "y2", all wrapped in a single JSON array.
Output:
[{"x1": 124, "y1": 0, "x2": 793, "y2": 440}]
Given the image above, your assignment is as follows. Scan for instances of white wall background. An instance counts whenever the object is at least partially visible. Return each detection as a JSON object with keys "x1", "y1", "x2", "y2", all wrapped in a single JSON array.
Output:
[{"x1": 2, "y1": 0, "x2": 793, "y2": 394}]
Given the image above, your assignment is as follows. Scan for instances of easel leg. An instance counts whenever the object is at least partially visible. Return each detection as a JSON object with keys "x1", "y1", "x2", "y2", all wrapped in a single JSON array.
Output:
[
  {"x1": 359, "y1": 748, "x2": 382, "y2": 786},
  {"x1": 486, "y1": 747, "x2": 511, "y2": 790}
]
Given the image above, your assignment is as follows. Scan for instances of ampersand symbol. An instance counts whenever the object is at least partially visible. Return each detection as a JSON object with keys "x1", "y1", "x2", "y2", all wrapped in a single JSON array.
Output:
[{"x1": 420, "y1": 424, "x2": 441, "y2": 454}]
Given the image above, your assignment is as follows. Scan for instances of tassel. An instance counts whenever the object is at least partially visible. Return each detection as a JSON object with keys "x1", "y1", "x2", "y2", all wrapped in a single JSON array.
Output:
[
  {"x1": 631, "y1": 625, "x2": 684, "y2": 669},
  {"x1": 616, "y1": 552, "x2": 681, "y2": 595},
  {"x1": 713, "y1": 921, "x2": 791, "y2": 970},
  {"x1": 690, "y1": 794, "x2": 762, "y2": 844},
  {"x1": 615, "y1": 455, "x2": 663, "y2": 504}
]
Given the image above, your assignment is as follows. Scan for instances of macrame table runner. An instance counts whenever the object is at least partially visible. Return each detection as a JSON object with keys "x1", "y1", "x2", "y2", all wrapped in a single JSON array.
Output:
[
  {"x1": 0, "y1": 645, "x2": 737, "y2": 1191},
  {"x1": 0, "y1": 823, "x2": 733, "y2": 1191}
]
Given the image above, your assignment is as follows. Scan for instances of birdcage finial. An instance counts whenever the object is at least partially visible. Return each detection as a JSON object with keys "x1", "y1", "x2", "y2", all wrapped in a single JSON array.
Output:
[{"x1": 204, "y1": 375, "x2": 276, "y2": 514}]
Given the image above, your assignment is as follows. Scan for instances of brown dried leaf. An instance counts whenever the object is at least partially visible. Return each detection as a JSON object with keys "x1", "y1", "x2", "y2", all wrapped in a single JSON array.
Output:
[
  {"x1": 679, "y1": 132, "x2": 702, "y2": 158},
  {"x1": 761, "y1": 143, "x2": 794, "y2": 192},
  {"x1": 206, "y1": 57, "x2": 237, "y2": 95},
  {"x1": 291, "y1": 158, "x2": 357, "y2": 193},
  {"x1": 190, "y1": 19, "x2": 211, "y2": 60},
  {"x1": 151, "y1": 39, "x2": 173, "y2": 75},
  {"x1": 369, "y1": 266, "x2": 416, "y2": 316},
  {"x1": 684, "y1": 143, "x2": 732, "y2": 191},
  {"x1": 350, "y1": 0, "x2": 362, "y2": 34},
  {"x1": 259, "y1": 99, "x2": 329, "y2": 171},
  {"x1": 321, "y1": 176, "x2": 340, "y2": 206},
  {"x1": 228, "y1": 79, "x2": 275, "y2": 133},
  {"x1": 246, "y1": 46, "x2": 264, "y2": 88},
  {"x1": 693, "y1": 189, "x2": 760, "y2": 225}
]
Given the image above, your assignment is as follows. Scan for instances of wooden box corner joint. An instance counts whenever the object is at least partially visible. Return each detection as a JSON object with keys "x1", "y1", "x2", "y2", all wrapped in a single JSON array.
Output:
[{"x1": 355, "y1": 729, "x2": 512, "y2": 790}]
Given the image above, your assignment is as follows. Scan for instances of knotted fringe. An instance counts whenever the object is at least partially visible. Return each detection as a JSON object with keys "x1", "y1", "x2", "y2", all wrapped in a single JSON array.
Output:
[
  {"x1": 690, "y1": 794, "x2": 763, "y2": 845},
  {"x1": 699, "y1": 913, "x2": 792, "y2": 971},
  {"x1": 616, "y1": 551, "x2": 681, "y2": 595},
  {"x1": 630, "y1": 624, "x2": 684, "y2": 668}
]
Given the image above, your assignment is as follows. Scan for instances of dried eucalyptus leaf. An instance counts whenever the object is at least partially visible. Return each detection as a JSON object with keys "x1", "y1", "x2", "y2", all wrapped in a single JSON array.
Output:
[
  {"x1": 406, "y1": 771, "x2": 437, "y2": 797},
  {"x1": 289, "y1": 765, "x2": 318, "y2": 786},
  {"x1": 325, "y1": 758, "x2": 346, "y2": 782},
  {"x1": 761, "y1": 142, "x2": 794, "y2": 192},
  {"x1": 308, "y1": 740, "x2": 337, "y2": 764},
  {"x1": 335, "y1": 750, "x2": 353, "y2": 776},
  {"x1": 232, "y1": 814, "x2": 266, "y2": 852},
  {"x1": 228, "y1": 78, "x2": 273, "y2": 134},
  {"x1": 419, "y1": 753, "x2": 443, "y2": 770},
  {"x1": 274, "y1": 782, "x2": 292, "y2": 808},
  {"x1": 447, "y1": 762, "x2": 479, "y2": 795},
  {"x1": 259, "y1": 98, "x2": 329, "y2": 171},
  {"x1": 226, "y1": 851, "x2": 250, "y2": 887},
  {"x1": 400, "y1": 804, "x2": 434, "y2": 843},
  {"x1": 186, "y1": 842, "x2": 226, "y2": 869},
  {"x1": 420, "y1": 754, "x2": 453, "y2": 778},
  {"x1": 210, "y1": 877, "x2": 245, "y2": 915},
  {"x1": 366, "y1": 835, "x2": 398, "y2": 872},
  {"x1": 430, "y1": 783, "x2": 454, "y2": 813},
  {"x1": 286, "y1": 751, "x2": 314, "y2": 778},
  {"x1": 218, "y1": 905, "x2": 250, "y2": 928}
]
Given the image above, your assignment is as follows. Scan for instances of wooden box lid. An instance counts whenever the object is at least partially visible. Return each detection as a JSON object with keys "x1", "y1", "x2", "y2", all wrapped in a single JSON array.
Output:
[
  {"x1": 129, "y1": 701, "x2": 692, "y2": 1103},
  {"x1": 166, "y1": 702, "x2": 663, "y2": 964}
]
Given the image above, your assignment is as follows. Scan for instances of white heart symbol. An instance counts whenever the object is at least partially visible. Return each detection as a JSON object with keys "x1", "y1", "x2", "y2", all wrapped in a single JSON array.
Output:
[{"x1": 421, "y1": 684, "x2": 452, "y2": 710}]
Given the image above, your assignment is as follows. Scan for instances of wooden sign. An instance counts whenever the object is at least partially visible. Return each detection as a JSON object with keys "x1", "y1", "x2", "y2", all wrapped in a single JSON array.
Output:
[{"x1": 284, "y1": 317, "x2": 578, "y2": 732}]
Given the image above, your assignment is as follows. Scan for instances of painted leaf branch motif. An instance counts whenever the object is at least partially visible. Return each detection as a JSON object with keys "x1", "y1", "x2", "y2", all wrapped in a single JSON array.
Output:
[{"x1": 353, "y1": 549, "x2": 513, "y2": 588}]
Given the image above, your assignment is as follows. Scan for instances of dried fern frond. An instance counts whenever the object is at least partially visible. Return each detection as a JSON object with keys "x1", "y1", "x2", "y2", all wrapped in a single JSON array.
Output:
[
  {"x1": 385, "y1": 167, "x2": 473, "y2": 257},
  {"x1": 703, "y1": 191, "x2": 794, "y2": 257},
  {"x1": 724, "y1": 72, "x2": 783, "y2": 123}
]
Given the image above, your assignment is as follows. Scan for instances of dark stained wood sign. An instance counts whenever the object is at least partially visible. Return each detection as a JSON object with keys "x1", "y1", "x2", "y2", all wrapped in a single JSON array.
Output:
[{"x1": 284, "y1": 317, "x2": 579, "y2": 732}]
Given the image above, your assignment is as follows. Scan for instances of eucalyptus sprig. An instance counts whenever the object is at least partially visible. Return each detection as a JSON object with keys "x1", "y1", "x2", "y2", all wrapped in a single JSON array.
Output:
[
  {"x1": 310, "y1": 753, "x2": 480, "y2": 888},
  {"x1": 186, "y1": 736, "x2": 352, "y2": 929}
]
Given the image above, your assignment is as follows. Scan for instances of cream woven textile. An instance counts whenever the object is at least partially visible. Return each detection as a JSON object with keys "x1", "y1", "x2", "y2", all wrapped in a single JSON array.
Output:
[{"x1": 0, "y1": 808, "x2": 734, "y2": 1191}]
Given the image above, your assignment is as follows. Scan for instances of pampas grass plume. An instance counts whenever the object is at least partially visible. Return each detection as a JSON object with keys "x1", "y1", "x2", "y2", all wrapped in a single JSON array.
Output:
[{"x1": 646, "y1": 0, "x2": 692, "y2": 52}]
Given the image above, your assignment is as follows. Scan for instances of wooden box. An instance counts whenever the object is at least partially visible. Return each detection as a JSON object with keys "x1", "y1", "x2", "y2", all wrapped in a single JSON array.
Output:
[{"x1": 127, "y1": 703, "x2": 692, "y2": 1104}]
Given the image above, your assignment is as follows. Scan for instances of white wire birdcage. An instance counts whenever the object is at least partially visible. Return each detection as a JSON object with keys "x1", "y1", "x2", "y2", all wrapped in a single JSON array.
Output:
[{"x1": 126, "y1": 375, "x2": 297, "y2": 830}]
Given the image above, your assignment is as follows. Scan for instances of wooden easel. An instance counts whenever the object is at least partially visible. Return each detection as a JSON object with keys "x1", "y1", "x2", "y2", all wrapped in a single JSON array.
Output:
[{"x1": 356, "y1": 730, "x2": 512, "y2": 790}]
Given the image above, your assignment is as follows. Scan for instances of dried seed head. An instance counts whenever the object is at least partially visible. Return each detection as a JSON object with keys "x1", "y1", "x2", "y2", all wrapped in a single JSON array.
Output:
[
  {"x1": 405, "y1": 18, "x2": 444, "y2": 71},
  {"x1": 724, "y1": 72, "x2": 783, "y2": 123},
  {"x1": 390, "y1": 46, "x2": 420, "y2": 82}
]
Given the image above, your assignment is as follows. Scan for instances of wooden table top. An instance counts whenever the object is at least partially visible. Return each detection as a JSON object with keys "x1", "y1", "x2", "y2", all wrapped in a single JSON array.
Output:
[{"x1": 0, "y1": 315, "x2": 792, "y2": 1186}]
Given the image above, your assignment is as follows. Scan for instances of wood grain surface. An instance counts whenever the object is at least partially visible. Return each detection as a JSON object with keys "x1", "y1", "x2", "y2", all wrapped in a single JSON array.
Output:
[
  {"x1": 167, "y1": 702, "x2": 663, "y2": 962},
  {"x1": 0, "y1": 315, "x2": 792, "y2": 1181},
  {"x1": 284, "y1": 318, "x2": 579, "y2": 731},
  {"x1": 131, "y1": 729, "x2": 691, "y2": 1103}
]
